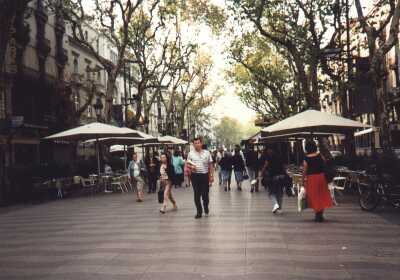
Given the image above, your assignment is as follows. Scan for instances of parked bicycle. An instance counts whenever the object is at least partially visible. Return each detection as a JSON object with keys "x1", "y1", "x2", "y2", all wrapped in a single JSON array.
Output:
[{"x1": 358, "y1": 172, "x2": 400, "y2": 211}]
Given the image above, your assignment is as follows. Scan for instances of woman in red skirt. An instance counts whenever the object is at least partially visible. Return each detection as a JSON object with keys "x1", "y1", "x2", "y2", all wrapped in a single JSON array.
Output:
[{"x1": 302, "y1": 140, "x2": 333, "y2": 222}]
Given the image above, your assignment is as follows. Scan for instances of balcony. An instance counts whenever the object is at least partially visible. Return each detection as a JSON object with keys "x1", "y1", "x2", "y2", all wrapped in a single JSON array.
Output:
[{"x1": 70, "y1": 73, "x2": 84, "y2": 86}]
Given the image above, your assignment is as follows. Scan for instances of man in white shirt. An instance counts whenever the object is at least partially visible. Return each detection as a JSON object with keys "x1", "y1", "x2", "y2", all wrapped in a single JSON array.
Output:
[{"x1": 187, "y1": 137, "x2": 214, "y2": 219}]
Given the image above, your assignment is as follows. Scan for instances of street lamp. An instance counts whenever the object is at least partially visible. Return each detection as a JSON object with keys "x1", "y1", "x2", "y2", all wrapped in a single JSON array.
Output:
[{"x1": 93, "y1": 97, "x2": 103, "y2": 122}]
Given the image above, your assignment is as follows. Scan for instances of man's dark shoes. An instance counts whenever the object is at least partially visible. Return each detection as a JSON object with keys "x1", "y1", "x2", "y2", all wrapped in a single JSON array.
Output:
[{"x1": 195, "y1": 214, "x2": 202, "y2": 219}]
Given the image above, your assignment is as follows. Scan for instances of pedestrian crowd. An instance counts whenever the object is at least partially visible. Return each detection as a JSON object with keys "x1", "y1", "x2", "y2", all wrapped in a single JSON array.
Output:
[{"x1": 123, "y1": 137, "x2": 333, "y2": 222}]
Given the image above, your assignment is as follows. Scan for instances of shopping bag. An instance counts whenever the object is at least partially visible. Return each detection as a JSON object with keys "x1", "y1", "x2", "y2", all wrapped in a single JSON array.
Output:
[
  {"x1": 297, "y1": 187, "x2": 308, "y2": 212},
  {"x1": 328, "y1": 183, "x2": 338, "y2": 206},
  {"x1": 158, "y1": 189, "x2": 164, "y2": 204},
  {"x1": 283, "y1": 174, "x2": 295, "y2": 197},
  {"x1": 324, "y1": 161, "x2": 336, "y2": 183},
  {"x1": 158, "y1": 180, "x2": 164, "y2": 204},
  {"x1": 243, "y1": 170, "x2": 249, "y2": 180}
]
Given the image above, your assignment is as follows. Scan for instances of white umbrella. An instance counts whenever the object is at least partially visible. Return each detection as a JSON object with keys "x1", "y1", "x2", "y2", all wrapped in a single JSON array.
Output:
[
  {"x1": 262, "y1": 110, "x2": 371, "y2": 136},
  {"x1": 85, "y1": 136, "x2": 157, "y2": 170},
  {"x1": 260, "y1": 132, "x2": 341, "y2": 142},
  {"x1": 158, "y1": 135, "x2": 188, "y2": 145},
  {"x1": 84, "y1": 136, "x2": 157, "y2": 146},
  {"x1": 44, "y1": 122, "x2": 152, "y2": 175},
  {"x1": 44, "y1": 122, "x2": 145, "y2": 141},
  {"x1": 110, "y1": 145, "x2": 125, "y2": 153}
]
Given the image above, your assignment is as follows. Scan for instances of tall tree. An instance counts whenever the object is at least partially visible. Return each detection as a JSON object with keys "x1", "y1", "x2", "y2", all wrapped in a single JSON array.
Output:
[
  {"x1": 354, "y1": 0, "x2": 400, "y2": 146},
  {"x1": 228, "y1": 32, "x2": 304, "y2": 121},
  {"x1": 173, "y1": 51, "x2": 213, "y2": 136},
  {"x1": 127, "y1": 10, "x2": 197, "y2": 130},
  {"x1": 229, "y1": 0, "x2": 340, "y2": 109},
  {"x1": 213, "y1": 117, "x2": 245, "y2": 148},
  {"x1": 60, "y1": 0, "x2": 145, "y2": 123}
]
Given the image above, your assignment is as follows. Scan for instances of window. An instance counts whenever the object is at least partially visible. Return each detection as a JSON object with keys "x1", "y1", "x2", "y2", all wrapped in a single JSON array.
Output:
[
  {"x1": 97, "y1": 71, "x2": 101, "y2": 82},
  {"x1": 85, "y1": 30, "x2": 88, "y2": 41},
  {"x1": 73, "y1": 57, "x2": 78, "y2": 74},
  {"x1": 88, "y1": 105, "x2": 92, "y2": 118},
  {"x1": 110, "y1": 50, "x2": 117, "y2": 65},
  {"x1": 86, "y1": 66, "x2": 90, "y2": 80}
]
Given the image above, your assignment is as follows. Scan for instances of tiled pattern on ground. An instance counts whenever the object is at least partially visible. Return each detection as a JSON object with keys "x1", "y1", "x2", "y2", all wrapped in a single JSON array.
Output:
[{"x1": 0, "y1": 181, "x2": 399, "y2": 280}]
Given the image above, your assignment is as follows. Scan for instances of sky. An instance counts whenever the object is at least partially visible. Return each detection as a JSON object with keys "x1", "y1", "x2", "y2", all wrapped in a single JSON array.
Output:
[
  {"x1": 188, "y1": 1, "x2": 257, "y2": 126},
  {"x1": 83, "y1": 0, "x2": 378, "y2": 127},
  {"x1": 199, "y1": 0, "x2": 376, "y2": 126}
]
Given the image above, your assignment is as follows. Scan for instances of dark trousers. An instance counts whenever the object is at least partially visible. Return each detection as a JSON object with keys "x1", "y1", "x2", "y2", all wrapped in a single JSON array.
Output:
[
  {"x1": 148, "y1": 174, "x2": 157, "y2": 192},
  {"x1": 191, "y1": 173, "x2": 209, "y2": 215}
]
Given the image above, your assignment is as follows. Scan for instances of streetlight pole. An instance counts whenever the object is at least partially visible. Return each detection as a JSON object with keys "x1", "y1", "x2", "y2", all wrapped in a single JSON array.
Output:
[
  {"x1": 93, "y1": 97, "x2": 103, "y2": 122},
  {"x1": 93, "y1": 97, "x2": 103, "y2": 175},
  {"x1": 123, "y1": 62, "x2": 127, "y2": 126},
  {"x1": 345, "y1": 0, "x2": 352, "y2": 115}
]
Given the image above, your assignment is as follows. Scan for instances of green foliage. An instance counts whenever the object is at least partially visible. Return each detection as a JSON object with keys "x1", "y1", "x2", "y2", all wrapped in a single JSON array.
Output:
[
  {"x1": 213, "y1": 117, "x2": 258, "y2": 148},
  {"x1": 227, "y1": 0, "x2": 342, "y2": 109},
  {"x1": 228, "y1": 31, "x2": 304, "y2": 120},
  {"x1": 176, "y1": 0, "x2": 228, "y2": 34}
]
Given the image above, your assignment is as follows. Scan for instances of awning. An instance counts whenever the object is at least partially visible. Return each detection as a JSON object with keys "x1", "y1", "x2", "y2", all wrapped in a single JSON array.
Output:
[
  {"x1": 354, "y1": 127, "x2": 378, "y2": 137},
  {"x1": 44, "y1": 122, "x2": 144, "y2": 141},
  {"x1": 158, "y1": 135, "x2": 188, "y2": 145},
  {"x1": 260, "y1": 131, "x2": 341, "y2": 142},
  {"x1": 261, "y1": 109, "x2": 371, "y2": 137}
]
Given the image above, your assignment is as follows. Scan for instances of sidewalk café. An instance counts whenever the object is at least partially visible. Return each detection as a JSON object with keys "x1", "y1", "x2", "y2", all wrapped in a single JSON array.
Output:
[
  {"x1": 32, "y1": 123, "x2": 155, "y2": 200},
  {"x1": 255, "y1": 110, "x2": 372, "y2": 194}
]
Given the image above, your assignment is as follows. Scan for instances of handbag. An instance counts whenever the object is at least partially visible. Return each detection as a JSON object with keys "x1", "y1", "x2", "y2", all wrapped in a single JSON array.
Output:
[
  {"x1": 283, "y1": 174, "x2": 294, "y2": 197},
  {"x1": 158, "y1": 188, "x2": 164, "y2": 204},
  {"x1": 297, "y1": 187, "x2": 308, "y2": 212},
  {"x1": 324, "y1": 161, "x2": 336, "y2": 183},
  {"x1": 158, "y1": 180, "x2": 164, "y2": 204},
  {"x1": 243, "y1": 170, "x2": 249, "y2": 180}
]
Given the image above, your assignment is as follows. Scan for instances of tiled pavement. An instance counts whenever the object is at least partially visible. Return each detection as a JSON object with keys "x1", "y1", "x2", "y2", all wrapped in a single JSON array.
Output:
[{"x1": 0, "y1": 181, "x2": 399, "y2": 280}]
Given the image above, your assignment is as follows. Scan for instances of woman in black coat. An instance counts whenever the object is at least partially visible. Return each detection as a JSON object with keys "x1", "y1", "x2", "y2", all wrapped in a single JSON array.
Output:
[
  {"x1": 145, "y1": 153, "x2": 160, "y2": 193},
  {"x1": 231, "y1": 146, "x2": 246, "y2": 191}
]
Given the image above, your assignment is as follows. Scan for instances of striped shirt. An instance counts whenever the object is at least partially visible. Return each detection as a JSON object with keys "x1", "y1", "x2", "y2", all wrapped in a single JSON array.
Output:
[{"x1": 188, "y1": 149, "x2": 213, "y2": 174}]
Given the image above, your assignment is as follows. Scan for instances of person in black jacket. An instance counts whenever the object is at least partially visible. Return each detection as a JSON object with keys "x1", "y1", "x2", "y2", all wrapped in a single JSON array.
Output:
[
  {"x1": 232, "y1": 145, "x2": 246, "y2": 191},
  {"x1": 245, "y1": 146, "x2": 259, "y2": 192},
  {"x1": 219, "y1": 150, "x2": 233, "y2": 191},
  {"x1": 145, "y1": 152, "x2": 160, "y2": 193},
  {"x1": 260, "y1": 147, "x2": 286, "y2": 214},
  {"x1": 159, "y1": 153, "x2": 177, "y2": 214}
]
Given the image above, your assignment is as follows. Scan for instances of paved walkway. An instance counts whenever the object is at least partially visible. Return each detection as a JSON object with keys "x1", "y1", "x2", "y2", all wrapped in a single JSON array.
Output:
[{"x1": 0, "y1": 181, "x2": 399, "y2": 280}]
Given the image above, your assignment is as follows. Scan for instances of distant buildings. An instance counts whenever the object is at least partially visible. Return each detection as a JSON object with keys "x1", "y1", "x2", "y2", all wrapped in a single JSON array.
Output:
[{"x1": 0, "y1": 0, "x2": 168, "y2": 203}]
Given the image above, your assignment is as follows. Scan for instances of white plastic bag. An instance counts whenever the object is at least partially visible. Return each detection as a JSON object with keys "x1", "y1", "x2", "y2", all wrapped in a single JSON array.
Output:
[
  {"x1": 297, "y1": 187, "x2": 308, "y2": 212},
  {"x1": 328, "y1": 183, "x2": 338, "y2": 206}
]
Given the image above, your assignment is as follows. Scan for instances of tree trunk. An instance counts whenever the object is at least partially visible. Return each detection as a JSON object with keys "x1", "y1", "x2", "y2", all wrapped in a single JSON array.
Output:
[
  {"x1": 177, "y1": 108, "x2": 185, "y2": 136},
  {"x1": 374, "y1": 77, "x2": 390, "y2": 148},
  {"x1": 129, "y1": 84, "x2": 145, "y2": 129},
  {"x1": 105, "y1": 70, "x2": 117, "y2": 123},
  {"x1": 310, "y1": 55, "x2": 321, "y2": 110},
  {"x1": 290, "y1": 50, "x2": 313, "y2": 109}
]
